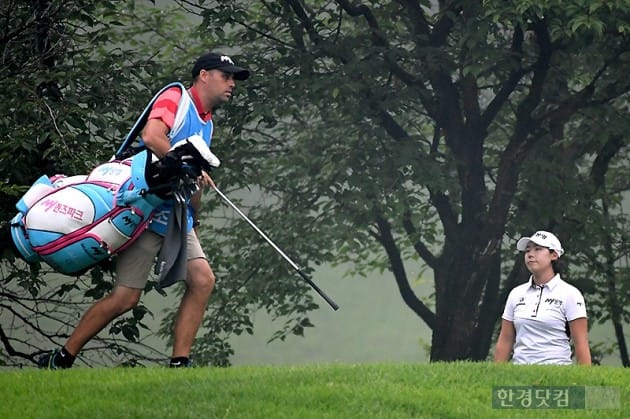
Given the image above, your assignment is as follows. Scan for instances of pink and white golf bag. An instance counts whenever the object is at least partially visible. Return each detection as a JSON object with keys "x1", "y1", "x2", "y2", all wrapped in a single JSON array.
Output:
[{"x1": 8, "y1": 136, "x2": 219, "y2": 275}]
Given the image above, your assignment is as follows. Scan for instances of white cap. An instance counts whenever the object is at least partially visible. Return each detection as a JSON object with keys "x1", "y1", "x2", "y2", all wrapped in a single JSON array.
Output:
[{"x1": 516, "y1": 230, "x2": 564, "y2": 257}]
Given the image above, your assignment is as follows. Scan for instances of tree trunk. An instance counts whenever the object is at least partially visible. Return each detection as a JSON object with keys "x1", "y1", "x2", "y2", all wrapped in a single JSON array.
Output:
[
  {"x1": 612, "y1": 321, "x2": 629, "y2": 367},
  {"x1": 603, "y1": 203, "x2": 630, "y2": 367},
  {"x1": 429, "y1": 235, "x2": 505, "y2": 361}
]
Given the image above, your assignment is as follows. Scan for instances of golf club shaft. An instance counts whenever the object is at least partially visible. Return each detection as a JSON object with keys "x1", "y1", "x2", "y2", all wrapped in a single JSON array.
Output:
[{"x1": 212, "y1": 184, "x2": 339, "y2": 311}]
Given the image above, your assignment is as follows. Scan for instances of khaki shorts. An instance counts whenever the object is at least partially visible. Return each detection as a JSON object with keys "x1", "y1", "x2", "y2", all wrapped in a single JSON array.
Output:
[{"x1": 115, "y1": 230, "x2": 206, "y2": 289}]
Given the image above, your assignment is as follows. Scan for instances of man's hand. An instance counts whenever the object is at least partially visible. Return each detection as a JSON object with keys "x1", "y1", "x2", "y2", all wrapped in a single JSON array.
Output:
[{"x1": 197, "y1": 170, "x2": 215, "y2": 189}]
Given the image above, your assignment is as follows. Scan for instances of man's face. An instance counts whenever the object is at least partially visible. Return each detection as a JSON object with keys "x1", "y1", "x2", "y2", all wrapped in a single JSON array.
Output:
[{"x1": 198, "y1": 69, "x2": 237, "y2": 107}]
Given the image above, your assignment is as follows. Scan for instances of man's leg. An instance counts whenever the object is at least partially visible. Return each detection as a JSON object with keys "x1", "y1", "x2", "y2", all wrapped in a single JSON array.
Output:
[
  {"x1": 38, "y1": 285, "x2": 143, "y2": 369},
  {"x1": 38, "y1": 286, "x2": 142, "y2": 369},
  {"x1": 64, "y1": 286, "x2": 142, "y2": 356},
  {"x1": 66, "y1": 232, "x2": 162, "y2": 355},
  {"x1": 171, "y1": 257, "x2": 215, "y2": 359},
  {"x1": 39, "y1": 231, "x2": 161, "y2": 369}
]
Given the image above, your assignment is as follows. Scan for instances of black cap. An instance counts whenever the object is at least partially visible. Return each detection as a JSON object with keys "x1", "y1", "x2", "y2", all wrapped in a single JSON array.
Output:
[{"x1": 192, "y1": 52, "x2": 250, "y2": 80}]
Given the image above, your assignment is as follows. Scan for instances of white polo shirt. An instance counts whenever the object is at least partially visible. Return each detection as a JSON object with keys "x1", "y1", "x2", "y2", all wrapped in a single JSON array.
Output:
[{"x1": 502, "y1": 274, "x2": 587, "y2": 365}]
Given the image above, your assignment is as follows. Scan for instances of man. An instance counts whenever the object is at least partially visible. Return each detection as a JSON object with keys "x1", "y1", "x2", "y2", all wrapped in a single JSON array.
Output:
[{"x1": 38, "y1": 52, "x2": 249, "y2": 368}]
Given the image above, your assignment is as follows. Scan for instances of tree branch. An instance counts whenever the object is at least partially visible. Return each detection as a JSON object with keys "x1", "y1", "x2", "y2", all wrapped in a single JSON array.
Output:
[
  {"x1": 481, "y1": 24, "x2": 528, "y2": 130},
  {"x1": 401, "y1": 211, "x2": 438, "y2": 268},
  {"x1": 335, "y1": 0, "x2": 435, "y2": 111},
  {"x1": 0, "y1": 325, "x2": 33, "y2": 360},
  {"x1": 372, "y1": 212, "x2": 436, "y2": 329}
]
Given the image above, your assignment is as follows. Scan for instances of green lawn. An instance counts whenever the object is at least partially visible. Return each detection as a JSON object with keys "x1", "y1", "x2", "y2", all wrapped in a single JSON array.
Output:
[{"x1": 1, "y1": 362, "x2": 626, "y2": 418}]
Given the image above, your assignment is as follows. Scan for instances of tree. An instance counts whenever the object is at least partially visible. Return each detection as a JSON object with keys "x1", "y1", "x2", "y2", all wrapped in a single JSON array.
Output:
[
  {"x1": 580, "y1": 132, "x2": 629, "y2": 366},
  {"x1": 2, "y1": 0, "x2": 627, "y2": 367},
  {"x1": 176, "y1": 0, "x2": 629, "y2": 361}
]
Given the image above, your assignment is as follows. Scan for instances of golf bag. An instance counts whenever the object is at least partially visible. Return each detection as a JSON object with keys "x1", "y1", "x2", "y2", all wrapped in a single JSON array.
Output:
[{"x1": 8, "y1": 136, "x2": 219, "y2": 276}]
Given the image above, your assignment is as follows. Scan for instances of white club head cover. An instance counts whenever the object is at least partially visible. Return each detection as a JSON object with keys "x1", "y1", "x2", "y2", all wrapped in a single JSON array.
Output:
[{"x1": 170, "y1": 135, "x2": 221, "y2": 168}]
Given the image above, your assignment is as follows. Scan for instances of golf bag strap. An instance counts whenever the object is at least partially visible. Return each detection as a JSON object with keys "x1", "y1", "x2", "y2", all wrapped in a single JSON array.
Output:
[{"x1": 114, "y1": 82, "x2": 187, "y2": 160}]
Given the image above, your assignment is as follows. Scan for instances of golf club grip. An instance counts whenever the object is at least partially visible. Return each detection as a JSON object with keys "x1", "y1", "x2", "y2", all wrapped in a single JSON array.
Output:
[{"x1": 297, "y1": 270, "x2": 340, "y2": 311}]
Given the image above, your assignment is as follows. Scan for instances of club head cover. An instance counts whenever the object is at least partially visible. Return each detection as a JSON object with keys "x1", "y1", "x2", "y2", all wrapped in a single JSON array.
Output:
[{"x1": 170, "y1": 135, "x2": 221, "y2": 172}]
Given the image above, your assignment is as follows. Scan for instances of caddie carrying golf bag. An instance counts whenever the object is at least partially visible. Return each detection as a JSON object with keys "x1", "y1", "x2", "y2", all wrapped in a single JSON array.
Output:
[{"x1": 8, "y1": 135, "x2": 219, "y2": 276}]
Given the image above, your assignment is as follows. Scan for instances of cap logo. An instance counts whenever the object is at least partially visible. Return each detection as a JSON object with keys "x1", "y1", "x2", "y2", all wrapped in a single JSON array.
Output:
[
  {"x1": 220, "y1": 55, "x2": 234, "y2": 65},
  {"x1": 534, "y1": 232, "x2": 547, "y2": 239}
]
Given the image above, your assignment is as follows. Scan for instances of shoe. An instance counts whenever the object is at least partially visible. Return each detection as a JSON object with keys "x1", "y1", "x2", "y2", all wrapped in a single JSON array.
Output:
[
  {"x1": 169, "y1": 358, "x2": 193, "y2": 368},
  {"x1": 38, "y1": 349, "x2": 71, "y2": 370}
]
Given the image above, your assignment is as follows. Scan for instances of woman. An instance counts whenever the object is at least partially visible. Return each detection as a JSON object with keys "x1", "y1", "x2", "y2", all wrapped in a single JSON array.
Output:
[{"x1": 494, "y1": 230, "x2": 591, "y2": 365}]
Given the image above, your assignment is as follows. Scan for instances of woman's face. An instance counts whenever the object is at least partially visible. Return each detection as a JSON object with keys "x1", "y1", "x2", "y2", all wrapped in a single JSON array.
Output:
[{"x1": 523, "y1": 242, "x2": 558, "y2": 274}]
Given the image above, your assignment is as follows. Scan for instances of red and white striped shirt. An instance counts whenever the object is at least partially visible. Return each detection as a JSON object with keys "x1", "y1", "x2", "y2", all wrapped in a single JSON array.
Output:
[{"x1": 148, "y1": 85, "x2": 211, "y2": 129}]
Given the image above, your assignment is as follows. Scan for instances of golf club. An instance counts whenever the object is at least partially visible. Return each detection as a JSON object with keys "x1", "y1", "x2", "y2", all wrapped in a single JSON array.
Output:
[{"x1": 211, "y1": 184, "x2": 339, "y2": 311}]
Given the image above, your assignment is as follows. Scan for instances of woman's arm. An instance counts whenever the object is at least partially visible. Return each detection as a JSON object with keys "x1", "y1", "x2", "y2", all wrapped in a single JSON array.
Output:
[
  {"x1": 568, "y1": 317, "x2": 591, "y2": 365},
  {"x1": 493, "y1": 319, "x2": 515, "y2": 363}
]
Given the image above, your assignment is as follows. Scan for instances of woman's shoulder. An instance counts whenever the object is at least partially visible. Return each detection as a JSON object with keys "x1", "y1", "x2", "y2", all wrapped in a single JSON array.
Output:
[
  {"x1": 554, "y1": 275, "x2": 586, "y2": 297},
  {"x1": 507, "y1": 280, "x2": 531, "y2": 297}
]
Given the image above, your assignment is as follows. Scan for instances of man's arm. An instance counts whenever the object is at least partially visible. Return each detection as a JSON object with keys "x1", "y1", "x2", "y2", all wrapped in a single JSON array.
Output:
[
  {"x1": 141, "y1": 85, "x2": 182, "y2": 158},
  {"x1": 189, "y1": 171, "x2": 216, "y2": 231},
  {"x1": 141, "y1": 118, "x2": 172, "y2": 159},
  {"x1": 190, "y1": 189, "x2": 202, "y2": 229}
]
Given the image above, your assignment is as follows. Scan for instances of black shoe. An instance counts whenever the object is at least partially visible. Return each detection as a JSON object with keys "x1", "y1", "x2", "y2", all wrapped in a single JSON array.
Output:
[
  {"x1": 38, "y1": 349, "x2": 71, "y2": 370},
  {"x1": 169, "y1": 358, "x2": 193, "y2": 368}
]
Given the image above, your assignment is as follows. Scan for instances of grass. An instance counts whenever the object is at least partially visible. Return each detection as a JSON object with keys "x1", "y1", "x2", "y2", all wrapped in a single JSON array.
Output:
[{"x1": 1, "y1": 362, "x2": 627, "y2": 418}]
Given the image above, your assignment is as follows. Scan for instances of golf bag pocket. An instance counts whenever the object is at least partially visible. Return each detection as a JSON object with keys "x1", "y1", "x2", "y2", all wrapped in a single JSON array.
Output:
[
  {"x1": 36, "y1": 234, "x2": 109, "y2": 274},
  {"x1": 108, "y1": 208, "x2": 144, "y2": 237},
  {"x1": 15, "y1": 175, "x2": 55, "y2": 214}
]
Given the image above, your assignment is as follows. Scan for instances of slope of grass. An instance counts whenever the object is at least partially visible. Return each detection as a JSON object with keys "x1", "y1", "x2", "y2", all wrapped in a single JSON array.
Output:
[{"x1": 1, "y1": 362, "x2": 627, "y2": 418}]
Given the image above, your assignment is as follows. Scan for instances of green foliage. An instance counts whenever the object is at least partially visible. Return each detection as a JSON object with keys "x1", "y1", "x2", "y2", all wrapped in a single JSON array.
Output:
[
  {"x1": 0, "y1": 1, "x2": 159, "y2": 219},
  {"x1": 181, "y1": 0, "x2": 630, "y2": 362},
  {"x1": 109, "y1": 305, "x2": 151, "y2": 342},
  {"x1": 484, "y1": 0, "x2": 630, "y2": 37}
]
